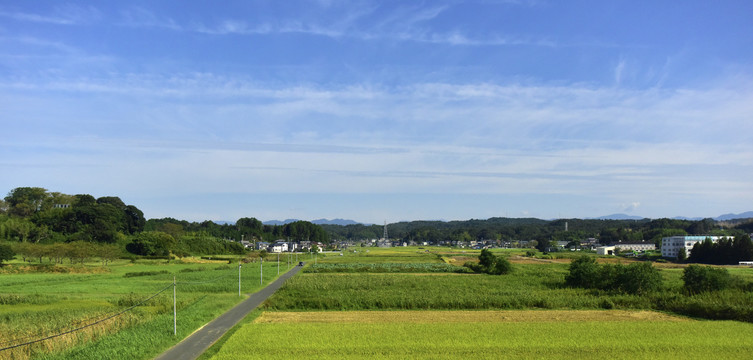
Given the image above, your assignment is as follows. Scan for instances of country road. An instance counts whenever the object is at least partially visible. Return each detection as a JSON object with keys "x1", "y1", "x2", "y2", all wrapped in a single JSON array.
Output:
[{"x1": 154, "y1": 264, "x2": 302, "y2": 360}]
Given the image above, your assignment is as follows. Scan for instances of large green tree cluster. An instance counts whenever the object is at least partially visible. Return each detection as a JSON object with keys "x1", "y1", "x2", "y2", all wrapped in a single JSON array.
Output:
[
  {"x1": 565, "y1": 256, "x2": 662, "y2": 295},
  {"x1": 320, "y1": 216, "x2": 746, "y2": 247},
  {"x1": 1, "y1": 187, "x2": 145, "y2": 244},
  {"x1": 688, "y1": 235, "x2": 753, "y2": 265},
  {"x1": 682, "y1": 265, "x2": 740, "y2": 294},
  {"x1": 144, "y1": 217, "x2": 329, "y2": 244}
]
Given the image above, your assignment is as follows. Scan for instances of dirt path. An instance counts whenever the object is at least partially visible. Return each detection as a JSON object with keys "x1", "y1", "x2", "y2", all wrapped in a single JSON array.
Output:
[{"x1": 154, "y1": 265, "x2": 302, "y2": 360}]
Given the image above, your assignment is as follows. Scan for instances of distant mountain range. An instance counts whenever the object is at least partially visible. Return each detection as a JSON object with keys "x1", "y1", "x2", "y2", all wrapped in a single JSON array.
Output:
[
  {"x1": 590, "y1": 212, "x2": 753, "y2": 221},
  {"x1": 232, "y1": 212, "x2": 753, "y2": 226},
  {"x1": 590, "y1": 214, "x2": 647, "y2": 220},
  {"x1": 685, "y1": 211, "x2": 753, "y2": 221},
  {"x1": 263, "y1": 218, "x2": 365, "y2": 226}
]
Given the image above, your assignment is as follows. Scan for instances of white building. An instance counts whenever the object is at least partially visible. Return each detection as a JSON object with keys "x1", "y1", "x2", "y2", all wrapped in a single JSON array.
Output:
[
  {"x1": 268, "y1": 241, "x2": 288, "y2": 253},
  {"x1": 614, "y1": 243, "x2": 656, "y2": 252},
  {"x1": 661, "y1": 236, "x2": 725, "y2": 259},
  {"x1": 596, "y1": 246, "x2": 615, "y2": 256}
]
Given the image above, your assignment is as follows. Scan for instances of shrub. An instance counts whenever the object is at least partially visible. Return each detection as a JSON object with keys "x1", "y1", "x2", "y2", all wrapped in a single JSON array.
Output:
[
  {"x1": 123, "y1": 270, "x2": 170, "y2": 278},
  {"x1": 682, "y1": 265, "x2": 733, "y2": 294},
  {"x1": 615, "y1": 262, "x2": 662, "y2": 295},
  {"x1": 463, "y1": 249, "x2": 513, "y2": 275},
  {"x1": 0, "y1": 243, "x2": 15, "y2": 265},
  {"x1": 565, "y1": 256, "x2": 662, "y2": 295},
  {"x1": 565, "y1": 256, "x2": 600, "y2": 288},
  {"x1": 489, "y1": 256, "x2": 513, "y2": 275}
]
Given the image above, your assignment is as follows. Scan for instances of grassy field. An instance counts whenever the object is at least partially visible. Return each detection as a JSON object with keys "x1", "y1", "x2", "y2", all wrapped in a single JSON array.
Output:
[
  {"x1": 266, "y1": 264, "x2": 753, "y2": 321},
  {"x1": 317, "y1": 247, "x2": 446, "y2": 264},
  {"x1": 0, "y1": 256, "x2": 293, "y2": 360},
  {"x1": 210, "y1": 310, "x2": 753, "y2": 359},
  {"x1": 4, "y1": 246, "x2": 753, "y2": 358}
]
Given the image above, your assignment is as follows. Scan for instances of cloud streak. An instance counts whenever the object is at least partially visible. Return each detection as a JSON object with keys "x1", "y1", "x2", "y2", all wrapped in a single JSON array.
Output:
[{"x1": 0, "y1": 5, "x2": 100, "y2": 25}]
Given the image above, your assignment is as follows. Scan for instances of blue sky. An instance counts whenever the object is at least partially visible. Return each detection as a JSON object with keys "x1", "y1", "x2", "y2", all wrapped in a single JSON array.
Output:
[{"x1": 1, "y1": 0, "x2": 752, "y2": 223}]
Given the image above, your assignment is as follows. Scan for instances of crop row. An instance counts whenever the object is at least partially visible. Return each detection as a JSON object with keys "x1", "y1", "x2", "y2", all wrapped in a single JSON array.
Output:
[
  {"x1": 264, "y1": 264, "x2": 753, "y2": 321},
  {"x1": 210, "y1": 312, "x2": 753, "y2": 359},
  {"x1": 302, "y1": 263, "x2": 472, "y2": 273}
]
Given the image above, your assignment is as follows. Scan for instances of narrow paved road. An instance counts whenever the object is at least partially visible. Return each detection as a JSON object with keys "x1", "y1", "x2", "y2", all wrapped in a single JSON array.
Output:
[{"x1": 155, "y1": 265, "x2": 302, "y2": 360}]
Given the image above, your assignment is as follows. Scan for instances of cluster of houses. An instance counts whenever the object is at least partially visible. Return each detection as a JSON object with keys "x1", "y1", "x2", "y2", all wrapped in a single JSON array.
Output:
[
  {"x1": 238, "y1": 239, "x2": 328, "y2": 253},
  {"x1": 231, "y1": 234, "x2": 752, "y2": 263}
]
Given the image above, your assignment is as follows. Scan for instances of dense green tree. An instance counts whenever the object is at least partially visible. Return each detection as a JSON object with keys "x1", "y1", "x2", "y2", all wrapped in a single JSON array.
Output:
[
  {"x1": 465, "y1": 249, "x2": 513, "y2": 275},
  {"x1": 615, "y1": 262, "x2": 662, "y2": 295},
  {"x1": 732, "y1": 234, "x2": 753, "y2": 262},
  {"x1": 96, "y1": 196, "x2": 126, "y2": 209},
  {"x1": 478, "y1": 248, "x2": 496, "y2": 268},
  {"x1": 682, "y1": 265, "x2": 734, "y2": 294},
  {"x1": 565, "y1": 256, "x2": 601, "y2": 288},
  {"x1": 677, "y1": 247, "x2": 687, "y2": 262},
  {"x1": 688, "y1": 236, "x2": 750, "y2": 265},
  {"x1": 566, "y1": 257, "x2": 662, "y2": 294},
  {"x1": 124, "y1": 205, "x2": 145, "y2": 234},
  {"x1": 0, "y1": 243, "x2": 15, "y2": 265},
  {"x1": 4, "y1": 187, "x2": 49, "y2": 217},
  {"x1": 490, "y1": 256, "x2": 513, "y2": 275},
  {"x1": 535, "y1": 238, "x2": 552, "y2": 252},
  {"x1": 126, "y1": 231, "x2": 176, "y2": 257}
]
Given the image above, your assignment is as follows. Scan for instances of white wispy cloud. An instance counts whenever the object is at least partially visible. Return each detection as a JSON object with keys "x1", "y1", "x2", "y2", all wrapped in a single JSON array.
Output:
[
  {"x1": 109, "y1": 2, "x2": 569, "y2": 48},
  {"x1": 0, "y1": 5, "x2": 100, "y2": 25},
  {"x1": 119, "y1": 7, "x2": 182, "y2": 31},
  {"x1": 3, "y1": 72, "x2": 751, "y2": 202}
]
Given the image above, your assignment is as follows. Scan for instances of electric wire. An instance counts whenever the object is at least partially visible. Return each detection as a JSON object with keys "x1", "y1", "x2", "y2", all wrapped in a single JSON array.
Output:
[{"x1": 0, "y1": 283, "x2": 174, "y2": 352}]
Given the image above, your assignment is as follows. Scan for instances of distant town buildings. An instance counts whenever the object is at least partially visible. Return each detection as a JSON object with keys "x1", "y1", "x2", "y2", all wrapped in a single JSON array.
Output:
[{"x1": 614, "y1": 242, "x2": 655, "y2": 252}]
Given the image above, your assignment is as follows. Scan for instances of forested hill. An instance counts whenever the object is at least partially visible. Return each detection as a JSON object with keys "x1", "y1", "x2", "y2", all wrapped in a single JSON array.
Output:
[
  {"x1": 322, "y1": 217, "x2": 753, "y2": 246},
  {"x1": 1, "y1": 187, "x2": 328, "y2": 257},
  {"x1": 1, "y1": 187, "x2": 146, "y2": 243}
]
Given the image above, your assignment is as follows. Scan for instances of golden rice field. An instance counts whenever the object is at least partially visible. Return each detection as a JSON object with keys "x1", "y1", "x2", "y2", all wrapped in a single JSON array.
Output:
[{"x1": 209, "y1": 310, "x2": 753, "y2": 360}]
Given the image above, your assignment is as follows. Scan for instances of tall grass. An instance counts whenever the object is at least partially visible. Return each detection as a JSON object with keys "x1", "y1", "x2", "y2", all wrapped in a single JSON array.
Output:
[
  {"x1": 303, "y1": 263, "x2": 472, "y2": 273},
  {"x1": 0, "y1": 258, "x2": 288, "y2": 360},
  {"x1": 265, "y1": 263, "x2": 753, "y2": 321}
]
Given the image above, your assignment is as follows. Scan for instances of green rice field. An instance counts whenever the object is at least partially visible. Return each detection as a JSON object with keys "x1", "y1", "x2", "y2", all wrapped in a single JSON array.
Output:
[{"x1": 210, "y1": 310, "x2": 753, "y2": 360}]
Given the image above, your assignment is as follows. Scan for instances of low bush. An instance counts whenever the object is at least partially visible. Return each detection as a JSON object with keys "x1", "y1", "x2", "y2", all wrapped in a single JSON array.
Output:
[
  {"x1": 304, "y1": 263, "x2": 471, "y2": 273},
  {"x1": 464, "y1": 249, "x2": 513, "y2": 275},
  {"x1": 123, "y1": 270, "x2": 170, "y2": 278},
  {"x1": 682, "y1": 264, "x2": 737, "y2": 294},
  {"x1": 565, "y1": 256, "x2": 661, "y2": 295}
]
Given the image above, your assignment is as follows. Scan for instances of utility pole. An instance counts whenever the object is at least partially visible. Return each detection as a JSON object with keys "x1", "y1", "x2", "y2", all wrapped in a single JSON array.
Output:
[
  {"x1": 260, "y1": 258, "x2": 263, "y2": 285},
  {"x1": 238, "y1": 263, "x2": 242, "y2": 297},
  {"x1": 173, "y1": 276, "x2": 177, "y2": 336}
]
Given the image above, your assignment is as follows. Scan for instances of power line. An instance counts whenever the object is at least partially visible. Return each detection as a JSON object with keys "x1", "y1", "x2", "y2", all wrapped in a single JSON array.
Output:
[
  {"x1": 0, "y1": 283, "x2": 173, "y2": 352},
  {"x1": 1, "y1": 264, "x2": 251, "y2": 353}
]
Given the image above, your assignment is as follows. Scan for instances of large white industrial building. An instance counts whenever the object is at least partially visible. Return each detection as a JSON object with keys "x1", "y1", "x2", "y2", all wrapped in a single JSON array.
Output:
[{"x1": 661, "y1": 235, "x2": 725, "y2": 259}]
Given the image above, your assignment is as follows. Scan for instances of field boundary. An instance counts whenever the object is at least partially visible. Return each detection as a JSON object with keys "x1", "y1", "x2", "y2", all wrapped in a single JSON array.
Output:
[{"x1": 253, "y1": 309, "x2": 690, "y2": 324}]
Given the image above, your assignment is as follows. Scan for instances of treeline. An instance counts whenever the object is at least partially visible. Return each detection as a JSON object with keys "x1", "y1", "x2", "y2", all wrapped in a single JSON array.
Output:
[
  {"x1": 1, "y1": 187, "x2": 328, "y2": 259},
  {"x1": 9, "y1": 242, "x2": 121, "y2": 265},
  {"x1": 145, "y1": 217, "x2": 329, "y2": 244},
  {"x1": 1, "y1": 187, "x2": 145, "y2": 243},
  {"x1": 322, "y1": 217, "x2": 750, "y2": 246},
  {"x1": 688, "y1": 235, "x2": 753, "y2": 265}
]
